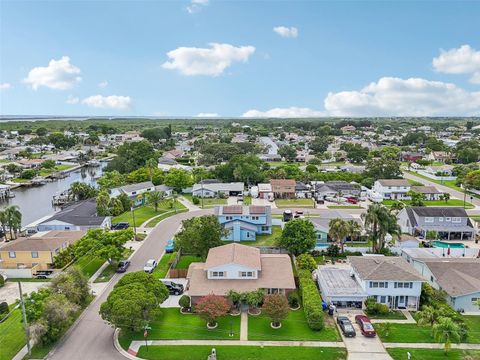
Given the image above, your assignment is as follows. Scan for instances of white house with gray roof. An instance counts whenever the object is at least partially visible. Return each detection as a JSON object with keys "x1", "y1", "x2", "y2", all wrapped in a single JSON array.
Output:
[
  {"x1": 192, "y1": 182, "x2": 244, "y2": 198},
  {"x1": 373, "y1": 179, "x2": 411, "y2": 200},
  {"x1": 110, "y1": 181, "x2": 156, "y2": 206}
]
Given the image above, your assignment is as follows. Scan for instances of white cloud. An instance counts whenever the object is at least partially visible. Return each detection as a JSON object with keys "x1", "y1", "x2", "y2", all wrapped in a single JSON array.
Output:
[
  {"x1": 98, "y1": 80, "x2": 108, "y2": 88},
  {"x1": 273, "y1": 26, "x2": 298, "y2": 38},
  {"x1": 242, "y1": 107, "x2": 324, "y2": 118},
  {"x1": 0, "y1": 83, "x2": 11, "y2": 90},
  {"x1": 196, "y1": 112, "x2": 219, "y2": 117},
  {"x1": 66, "y1": 95, "x2": 80, "y2": 105},
  {"x1": 162, "y1": 43, "x2": 255, "y2": 76},
  {"x1": 186, "y1": 0, "x2": 209, "y2": 14},
  {"x1": 324, "y1": 76, "x2": 480, "y2": 116},
  {"x1": 82, "y1": 95, "x2": 132, "y2": 110},
  {"x1": 23, "y1": 56, "x2": 81, "y2": 90},
  {"x1": 433, "y1": 44, "x2": 480, "y2": 84}
]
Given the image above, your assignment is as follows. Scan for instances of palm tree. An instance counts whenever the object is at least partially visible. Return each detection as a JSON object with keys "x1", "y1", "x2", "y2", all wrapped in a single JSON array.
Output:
[
  {"x1": 5, "y1": 205, "x2": 22, "y2": 240},
  {"x1": 0, "y1": 209, "x2": 8, "y2": 241},
  {"x1": 347, "y1": 219, "x2": 362, "y2": 243},
  {"x1": 147, "y1": 191, "x2": 165, "y2": 212},
  {"x1": 389, "y1": 200, "x2": 405, "y2": 214},
  {"x1": 432, "y1": 317, "x2": 461, "y2": 354},
  {"x1": 440, "y1": 192, "x2": 450, "y2": 204},
  {"x1": 328, "y1": 218, "x2": 350, "y2": 252},
  {"x1": 146, "y1": 158, "x2": 158, "y2": 183},
  {"x1": 416, "y1": 305, "x2": 439, "y2": 327},
  {"x1": 362, "y1": 203, "x2": 400, "y2": 253}
]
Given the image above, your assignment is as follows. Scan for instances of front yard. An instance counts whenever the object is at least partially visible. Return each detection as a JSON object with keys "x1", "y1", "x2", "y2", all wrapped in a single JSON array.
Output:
[
  {"x1": 0, "y1": 307, "x2": 25, "y2": 360},
  {"x1": 183, "y1": 194, "x2": 227, "y2": 208},
  {"x1": 383, "y1": 199, "x2": 474, "y2": 209},
  {"x1": 112, "y1": 201, "x2": 187, "y2": 227},
  {"x1": 135, "y1": 346, "x2": 347, "y2": 360},
  {"x1": 247, "y1": 309, "x2": 340, "y2": 341},
  {"x1": 275, "y1": 198, "x2": 315, "y2": 208},
  {"x1": 388, "y1": 348, "x2": 480, "y2": 360}
]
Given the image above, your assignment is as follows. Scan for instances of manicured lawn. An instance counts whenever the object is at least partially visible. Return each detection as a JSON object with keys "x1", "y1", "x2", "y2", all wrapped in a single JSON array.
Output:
[
  {"x1": 383, "y1": 199, "x2": 474, "y2": 209},
  {"x1": 136, "y1": 346, "x2": 347, "y2": 360},
  {"x1": 183, "y1": 194, "x2": 227, "y2": 208},
  {"x1": 368, "y1": 310, "x2": 406, "y2": 320},
  {"x1": 247, "y1": 309, "x2": 340, "y2": 341},
  {"x1": 74, "y1": 255, "x2": 105, "y2": 279},
  {"x1": 175, "y1": 255, "x2": 202, "y2": 269},
  {"x1": 113, "y1": 201, "x2": 187, "y2": 227},
  {"x1": 244, "y1": 225, "x2": 282, "y2": 246},
  {"x1": 275, "y1": 198, "x2": 315, "y2": 208},
  {"x1": 151, "y1": 252, "x2": 176, "y2": 279},
  {"x1": 119, "y1": 308, "x2": 241, "y2": 342},
  {"x1": 38, "y1": 164, "x2": 75, "y2": 176},
  {"x1": 388, "y1": 348, "x2": 480, "y2": 360},
  {"x1": 405, "y1": 171, "x2": 463, "y2": 192},
  {"x1": 0, "y1": 307, "x2": 26, "y2": 360},
  {"x1": 146, "y1": 208, "x2": 188, "y2": 227},
  {"x1": 94, "y1": 249, "x2": 134, "y2": 283},
  {"x1": 463, "y1": 316, "x2": 480, "y2": 344},
  {"x1": 327, "y1": 205, "x2": 363, "y2": 209},
  {"x1": 7, "y1": 278, "x2": 50, "y2": 283}
]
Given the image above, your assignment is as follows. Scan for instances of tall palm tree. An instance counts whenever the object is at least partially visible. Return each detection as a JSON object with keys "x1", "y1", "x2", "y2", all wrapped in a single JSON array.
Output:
[
  {"x1": 347, "y1": 220, "x2": 362, "y2": 243},
  {"x1": 0, "y1": 209, "x2": 8, "y2": 241},
  {"x1": 146, "y1": 158, "x2": 158, "y2": 183},
  {"x1": 147, "y1": 191, "x2": 165, "y2": 212},
  {"x1": 362, "y1": 203, "x2": 400, "y2": 253},
  {"x1": 5, "y1": 205, "x2": 22, "y2": 240},
  {"x1": 432, "y1": 317, "x2": 461, "y2": 354},
  {"x1": 328, "y1": 218, "x2": 350, "y2": 252}
]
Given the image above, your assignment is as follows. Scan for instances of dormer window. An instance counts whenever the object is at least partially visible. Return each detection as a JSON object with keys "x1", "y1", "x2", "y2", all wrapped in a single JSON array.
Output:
[
  {"x1": 239, "y1": 271, "x2": 254, "y2": 278},
  {"x1": 425, "y1": 217, "x2": 434, "y2": 223},
  {"x1": 210, "y1": 271, "x2": 225, "y2": 278}
]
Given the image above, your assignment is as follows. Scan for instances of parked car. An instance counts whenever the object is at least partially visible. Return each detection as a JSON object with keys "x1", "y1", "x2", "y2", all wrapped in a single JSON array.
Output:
[
  {"x1": 165, "y1": 239, "x2": 175, "y2": 253},
  {"x1": 355, "y1": 315, "x2": 376, "y2": 337},
  {"x1": 336, "y1": 316, "x2": 356, "y2": 337},
  {"x1": 143, "y1": 259, "x2": 157, "y2": 273},
  {"x1": 346, "y1": 197, "x2": 358, "y2": 204},
  {"x1": 35, "y1": 270, "x2": 54, "y2": 279},
  {"x1": 111, "y1": 222, "x2": 129, "y2": 230},
  {"x1": 161, "y1": 280, "x2": 184, "y2": 295},
  {"x1": 116, "y1": 260, "x2": 131, "y2": 273}
]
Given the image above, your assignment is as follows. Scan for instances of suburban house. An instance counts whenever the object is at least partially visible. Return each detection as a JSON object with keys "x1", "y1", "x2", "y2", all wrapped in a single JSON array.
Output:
[
  {"x1": 426, "y1": 151, "x2": 454, "y2": 163},
  {"x1": 410, "y1": 186, "x2": 443, "y2": 200},
  {"x1": 110, "y1": 181, "x2": 156, "y2": 206},
  {"x1": 406, "y1": 258, "x2": 480, "y2": 314},
  {"x1": 157, "y1": 157, "x2": 192, "y2": 172},
  {"x1": 341, "y1": 125, "x2": 356, "y2": 133},
  {"x1": 37, "y1": 199, "x2": 111, "y2": 232},
  {"x1": 310, "y1": 210, "x2": 363, "y2": 248},
  {"x1": 295, "y1": 181, "x2": 311, "y2": 198},
  {"x1": 397, "y1": 207, "x2": 475, "y2": 240},
  {"x1": 186, "y1": 243, "x2": 296, "y2": 304},
  {"x1": 424, "y1": 165, "x2": 454, "y2": 177},
  {"x1": 155, "y1": 184, "x2": 174, "y2": 197},
  {"x1": 215, "y1": 205, "x2": 272, "y2": 241},
  {"x1": 402, "y1": 152, "x2": 424, "y2": 162},
  {"x1": 313, "y1": 181, "x2": 361, "y2": 200},
  {"x1": 372, "y1": 179, "x2": 411, "y2": 200},
  {"x1": 192, "y1": 182, "x2": 244, "y2": 198},
  {"x1": 256, "y1": 183, "x2": 274, "y2": 200},
  {"x1": 17, "y1": 158, "x2": 45, "y2": 169},
  {"x1": 270, "y1": 179, "x2": 296, "y2": 199},
  {"x1": 348, "y1": 256, "x2": 424, "y2": 310},
  {"x1": 0, "y1": 230, "x2": 85, "y2": 277}
]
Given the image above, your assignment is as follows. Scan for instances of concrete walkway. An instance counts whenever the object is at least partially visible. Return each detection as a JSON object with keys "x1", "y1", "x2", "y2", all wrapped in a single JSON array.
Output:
[
  {"x1": 240, "y1": 312, "x2": 248, "y2": 341},
  {"x1": 371, "y1": 310, "x2": 416, "y2": 324},
  {"x1": 178, "y1": 196, "x2": 200, "y2": 211}
]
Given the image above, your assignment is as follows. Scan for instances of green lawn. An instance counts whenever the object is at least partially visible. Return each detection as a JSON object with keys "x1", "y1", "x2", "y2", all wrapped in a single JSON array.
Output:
[
  {"x1": 136, "y1": 346, "x2": 347, "y2": 360},
  {"x1": 151, "y1": 252, "x2": 176, "y2": 279},
  {"x1": 243, "y1": 196, "x2": 252, "y2": 205},
  {"x1": 368, "y1": 310, "x2": 406, "y2": 320},
  {"x1": 119, "y1": 308, "x2": 241, "y2": 343},
  {"x1": 183, "y1": 194, "x2": 227, "y2": 208},
  {"x1": 383, "y1": 199, "x2": 474, "y2": 209},
  {"x1": 405, "y1": 171, "x2": 463, "y2": 192},
  {"x1": 388, "y1": 348, "x2": 480, "y2": 360},
  {"x1": 243, "y1": 225, "x2": 282, "y2": 246},
  {"x1": 38, "y1": 164, "x2": 75, "y2": 176},
  {"x1": 463, "y1": 316, "x2": 480, "y2": 344},
  {"x1": 175, "y1": 255, "x2": 202, "y2": 269},
  {"x1": 94, "y1": 249, "x2": 134, "y2": 283},
  {"x1": 247, "y1": 309, "x2": 340, "y2": 341},
  {"x1": 74, "y1": 255, "x2": 105, "y2": 279},
  {"x1": 275, "y1": 198, "x2": 315, "y2": 208},
  {"x1": 146, "y1": 208, "x2": 188, "y2": 227},
  {"x1": 0, "y1": 307, "x2": 26, "y2": 360},
  {"x1": 113, "y1": 201, "x2": 187, "y2": 226}
]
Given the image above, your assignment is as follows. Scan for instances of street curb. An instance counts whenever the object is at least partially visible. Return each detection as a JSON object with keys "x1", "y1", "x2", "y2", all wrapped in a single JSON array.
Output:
[{"x1": 114, "y1": 328, "x2": 142, "y2": 360}]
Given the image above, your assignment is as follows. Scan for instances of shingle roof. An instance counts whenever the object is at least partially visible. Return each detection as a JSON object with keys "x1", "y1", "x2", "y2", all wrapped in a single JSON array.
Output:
[
  {"x1": 378, "y1": 179, "x2": 410, "y2": 187},
  {"x1": 119, "y1": 181, "x2": 154, "y2": 193},
  {"x1": 410, "y1": 186, "x2": 442, "y2": 194},
  {"x1": 348, "y1": 256, "x2": 424, "y2": 281},
  {"x1": 205, "y1": 243, "x2": 261, "y2": 270},
  {"x1": 0, "y1": 230, "x2": 85, "y2": 252},
  {"x1": 423, "y1": 259, "x2": 480, "y2": 296},
  {"x1": 41, "y1": 199, "x2": 107, "y2": 226},
  {"x1": 410, "y1": 207, "x2": 469, "y2": 217}
]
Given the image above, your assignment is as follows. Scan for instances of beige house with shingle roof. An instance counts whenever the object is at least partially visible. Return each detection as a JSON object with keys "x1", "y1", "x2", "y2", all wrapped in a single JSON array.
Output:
[{"x1": 186, "y1": 243, "x2": 296, "y2": 304}]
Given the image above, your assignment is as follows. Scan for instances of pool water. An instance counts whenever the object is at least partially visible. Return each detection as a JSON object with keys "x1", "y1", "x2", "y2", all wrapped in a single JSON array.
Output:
[{"x1": 432, "y1": 241, "x2": 465, "y2": 249}]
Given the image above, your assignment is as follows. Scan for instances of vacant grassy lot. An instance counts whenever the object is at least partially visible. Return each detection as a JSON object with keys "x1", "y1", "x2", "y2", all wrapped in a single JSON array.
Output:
[
  {"x1": 75, "y1": 255, "x2": 105, "y2": 279},
  {"x1": 248, "y1": 309, "x2": 340, "y2": 341},
  {"x1": 0, "y1": 307, "x2": 26, "y2": 360},
  {"x1": 136, "y1": 346, "x2": 347, "y2": 360},
  {"x1": 275, "y1": 198, "x2": 315, "y2": 208},
  {"x1": 388, "y1": 348, "x2": 480, "y2": 360}
]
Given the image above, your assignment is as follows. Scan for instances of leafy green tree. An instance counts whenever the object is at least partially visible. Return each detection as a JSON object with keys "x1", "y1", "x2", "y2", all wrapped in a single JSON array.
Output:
[
  {"x1": 147, "y1": 191, "x2": 165, "y2": 212},
  {"x1": 70, "y1": 181, "x2": 98, "y2": 201},
  {"x1": 97, "y1": 170, "x2": 126, "y2": 190},
  {"x1": 464, "y1": 170, "x2": 480, "y2": 190},
  {"x1": 309, "y1": 137, "x2": 330, "y2": 155},
  {"x1": 279, "y1": 145, "x2": 297, "y2": 162},
  {"x1": 96, "y1": 190, "x2": 111, "y2": 216},
  {"x1": 20, "y1": 169, "x2": 37, "y2": 179},
  {"x1": 246, "y1": 289, "x2": 264, "y2": 311},
  {"x1": 75, "y1": 228, "x2": 133, "y2": 264},
  {"x1": 365, "y1": 150, "x2": 402, "y2": 180},
  {"x1": 50, "y1": 267, "x2": 90, "y2": 306},
  {"x1": 48, "y1": 132, "x2": 77, "y2": 149},
  {"x1": 407, "y1": 190, "x2": 426, "y2": 207},
  {"x1": 106, "y1": 140, "x2": 156, "y2": 173},
  {"x1": 340, "y1": 143, "x2": 369, "y2": 163},
  {"x1": 174, "y1": 215, "x2": 226, "y2": 260},
  {"x1": 164, "y1": 168, "x2": 192, "y2": 192},
  {"x1": 195, "y1": 294, "x2": 230, "y2": 327},
  {"x1": 455, "y1": 140, "x2": 480, "y2": 164},
  {"x1": 433, "y1": 317, "x2": 461, "y2": 354},
  {"x1": 389, "y1": 200, "x2": 405, "y2": 213},
  {"x1": 328, "y1": 218, "x2": 350, "y2": 252},
  {"x1": 277, "y1": 219, "x2": 316, "y2": 256},
  {"x1": 25, "y1": 288, "x2": 52, "y2": 322},
  {"x1": 35, "y1": 127, "x2": 48, "y2": 136},
  {"x1": 439, "y1": 192, "x2": 450, "y2": 203},
  {"x1": 262, "y1": 294, "x2": 289, "y2": 327},
  {"x1": 41, "y1": 160, "x2": 56, "y2": 169},
  {"x1": 141, "y1": 127, "x2": 171, "y2": 142},
  {"x1": 296, "y1": 253, "x2": 317, "y2": 272}
]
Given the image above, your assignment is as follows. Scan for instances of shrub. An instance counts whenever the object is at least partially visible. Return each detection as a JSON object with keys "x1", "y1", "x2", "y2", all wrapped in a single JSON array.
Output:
[
  {"x1": 192, "y1": 196, "x2": 200, "y2": 205},
  {"x1": 296, "y1": 253, "x2": 317, "y2": 272},
  {"x1": 298, "y1": 269, "x2": 324, "y2": 330},
  {"x1": 376, "y1": 303, "x2": 390, "y2": 315},
  {"x1": 0, "y1": 274, "x2": 5, "y2": 287},
  {"x1": 0, "y1": 301, "x2": 8, "y2": 315},
  {"x1": 365, "y1": 297, "x2": 378, "y2": 315},
  {"x1": 179, "y1": 295, "x2": 191, "y2": 310},
  {"x1": 288, "y1": 291, "x2": 299, "y2": 308}
]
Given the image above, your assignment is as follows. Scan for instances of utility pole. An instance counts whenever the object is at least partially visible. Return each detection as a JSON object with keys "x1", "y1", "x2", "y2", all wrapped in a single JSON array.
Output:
[
  {"x1": 201, "y1": 176, "x2": 204, "y2": 209},
  {"x1": 131, "y1": 207, "x2": 137, "y2": 239},
  {"x1": 18, "y1": 282, "x2": 31, "y2": 356}
]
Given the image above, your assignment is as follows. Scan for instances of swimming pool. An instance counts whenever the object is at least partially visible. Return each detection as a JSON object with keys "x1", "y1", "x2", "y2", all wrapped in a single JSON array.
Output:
[{"x1": 432, "y1": 241, "x2": 465, "y2": 249}]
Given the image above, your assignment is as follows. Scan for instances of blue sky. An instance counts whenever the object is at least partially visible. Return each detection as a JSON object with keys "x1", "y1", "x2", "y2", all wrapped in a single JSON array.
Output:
[{"x1": 1, "y1": 1, "x2": 480, "y2": 117}]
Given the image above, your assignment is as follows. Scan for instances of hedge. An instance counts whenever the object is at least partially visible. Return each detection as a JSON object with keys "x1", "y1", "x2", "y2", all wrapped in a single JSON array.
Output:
[{"x1": 298, "y1": 269, "x2": 324, "y2": 331}]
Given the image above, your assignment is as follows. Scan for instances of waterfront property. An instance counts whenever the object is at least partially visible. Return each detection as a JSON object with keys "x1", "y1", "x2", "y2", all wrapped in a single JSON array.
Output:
[
  {"x1": 186, "y1": 243, "x2": 295, "y2": 304},
  {"x1": 397, "y1": 206, "x2": 475, "y2": 240},
  {"x1": 110, "y1": 181, "x2": 156, "y2": 206},
  {"x1": 215, "y1": 205, "x2": 272, "y2": 241},
  {"x1": 348, "y1": 256, "x2": 424, "y2": 310},
  {"x1": 36, "y1": 199, "x2": 111, "y2": 231}
]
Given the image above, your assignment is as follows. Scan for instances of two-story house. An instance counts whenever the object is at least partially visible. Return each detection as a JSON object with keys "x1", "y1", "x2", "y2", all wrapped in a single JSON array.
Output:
[
  {"x1": 270, "y1": 179, "x2": 296, "y2": 199},
  {"x1": 215, "y1": 205, "x2": 272, "y2": 241},
  {"x1": 397, "y1": 207, "x2": 475, "y2": 241},
  {"x1": 110, "y1": 181, "x2": 156, "y2": 206},
  {"x1": 372, "y1": 179, "x2": 411, "y2": 200},
  {"x1": 186, "y1": 243, "x2": 296, "y2": 304},
  {"x1": 348, "y1": 256, "x2": 424, "y2": 310}
]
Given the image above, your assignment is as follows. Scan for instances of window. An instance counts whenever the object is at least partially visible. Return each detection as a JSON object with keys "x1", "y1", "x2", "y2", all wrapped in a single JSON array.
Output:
[
  {"x1": 211, "y1": 271, "x2": 225, "y2": 278},
  {"x1": 31, "y1": 251, "x2": 39, "y2": 258},
  {"x1": 472, "y1": 298, "x2": 479, "y2": 304},
  {"x1": 8, "y1": 251, "x2": 16, "y2": 258},
  {"x1": 246, "y1": 232, "x2": 250, "y2": 238},
  {"x1": 446, "y1": 217, "x2": 451, "y2": 222},
  {"x1": 395, "y1": 282, "x2": 413, "y2": 288},
  {"x1": 240, "y1": 271, "x2": 254, "y2": 278},
  {"x1": 252, "y1": 216, "x2": 259, "y2": 220},
  {"x1": 425, "y1": 217, "x2": 434, "y2": 223},
  {"x1": 226, "y1": 216, "x2": 232, "y2": 220},
  {"x1": 439, "y1": 217, "x2": 444, "y2": 222},
  {"x1": 452, "y1": 217, "x2": 461, "y2": 223},
  {"x1": 261, "y1": 226, "x2": 269, "y2": 231},
  {"x1": 267, "y1": 288, "x2": 283, "y2": 295},
  {"x1": 380, "y1": 296, "x2": 386, "y2": 303}
]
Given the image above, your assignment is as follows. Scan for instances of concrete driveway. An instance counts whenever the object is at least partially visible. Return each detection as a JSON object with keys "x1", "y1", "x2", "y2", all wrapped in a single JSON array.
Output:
[
  {"x1": 160, "y1": 278, "x2": 188, "y2": 308},
  {"x1": 336, "y1": 309, "x2": 393, "y2": 360},
  {"x1": 0, "y1": 281, "x2": 48, "y2": 305}
]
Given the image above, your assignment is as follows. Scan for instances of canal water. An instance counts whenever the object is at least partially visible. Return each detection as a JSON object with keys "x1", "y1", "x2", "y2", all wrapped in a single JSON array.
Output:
[{"x1": 0, "y1": 162, "x2": 107, "y2": 226}]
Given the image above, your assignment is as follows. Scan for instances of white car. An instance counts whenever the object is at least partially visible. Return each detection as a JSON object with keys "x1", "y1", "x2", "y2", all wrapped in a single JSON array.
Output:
[{"x1": 143, "y1": 259, "x2": 157, "y2": 273}]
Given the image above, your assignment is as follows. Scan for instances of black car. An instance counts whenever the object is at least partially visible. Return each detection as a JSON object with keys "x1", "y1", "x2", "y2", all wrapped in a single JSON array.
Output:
[
  {"x1": 161, "y1": 280, "x2": 184, "y2": 295},
  {"x1": 111, "y1": 222, "x2": 130, "y2": 230},
  {"x1": 116, "y1": 260, "x2": 131, "y2": 273},
  {"x1": 337, "y1": 316, "x2": 356, "y2": 337}
]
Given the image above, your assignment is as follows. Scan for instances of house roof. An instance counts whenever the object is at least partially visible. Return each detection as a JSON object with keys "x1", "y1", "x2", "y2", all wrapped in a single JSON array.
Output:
[
  {"x1": 410, "y1": 186, "x2": 442, "y2": 194},
  {"x1": 204, "y1": 243, "x2": 261, "y2": 270},
  {"x1": 348, "y1": 256, "x2": 424, "y2": 281},
  {"x1": 187, "y1": 254, "x2": 296, "y2": 296},
  {"x1": 377, "y1": 179, "x2": 410, "y2": 187},
  {"x1": 423, "y1": 259, "x2": 480, "y2": 296},
  {"x1": 270, "y1": 179, "x2": 296, "y2": 192},
  {"x1": 41, "y1": 199, "x2": 107, "y2": 226},
  {"x1": 316, "y1": 267, "x2": 367, "y2": 298},
  {"x1": 119, "y1": 181, "x2": 154, "y2": 193},
  {"x1": 257, "y1": 183, "x2": 272, "y2": 192},
  {"x1": 215, "y1": 205, "x2": 271, "y2": 217},
  {"x1": 409, "y1": 206, "x2": 469, "y2": 218},
  {"x1": 0, "y1": 230, "x2": 85, "y2": 252},
  {"x1": 310, "y1": 212, "x2": 360, "y2": 233},
  {"x1": 192, "y1": 182, "x2": 244, "y2": 193}
]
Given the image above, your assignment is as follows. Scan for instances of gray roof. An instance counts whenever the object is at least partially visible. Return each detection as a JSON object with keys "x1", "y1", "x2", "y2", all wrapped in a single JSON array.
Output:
[
  {"x1": 409, "y1": 207, "x2": 469, "y2": 218},
  {"x1": 315, "y1": 181, "x2": 360, "y2": 193},
  {"x1": 119, "y1": 181, "x2": 154, "y2": 193},
  {"x1": 310, "y1": 211, "x2": 359, "y2": 232},
  {"x1": 41, "y1": 199, "x2": 107, "y2": 226},
  {"x1": 316, "y1": 267, "x2": 367, "y2": 299},
  {"x1": 378, "y1": 179, "x2": 410, "y2": 187},
  {"x1": 423, "y1": 259, "x2": 480, "y2": 296},
  {"x1": 192, "y1": 182, "x2": 244, "y2": 193},
  {"x1": 348, "y1": 256, "x2": 424, "y2": 282},
  {"x1": 410, "y1": 186, "x2": 442, "y2": 194}
]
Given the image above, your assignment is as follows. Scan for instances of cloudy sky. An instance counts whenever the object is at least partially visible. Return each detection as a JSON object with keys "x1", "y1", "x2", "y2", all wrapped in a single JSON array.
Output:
[{"x1": 1, "y1": 1, "x2": 480, "y2": 117}]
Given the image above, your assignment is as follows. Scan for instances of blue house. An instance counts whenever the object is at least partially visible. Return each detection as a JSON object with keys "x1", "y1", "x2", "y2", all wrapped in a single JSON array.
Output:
[{"x1": 215, "y1": 205, "x2": 272, "y2": 241}]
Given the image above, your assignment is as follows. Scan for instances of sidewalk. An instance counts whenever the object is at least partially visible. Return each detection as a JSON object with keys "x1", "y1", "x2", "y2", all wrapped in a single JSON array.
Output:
[
  {"x1": 384, "y1": 343, "x2": 480, "y2": 350},
  {"x1": 240, "y1": 312, "x2": 248, "y2": 341},
  {"x1": 178, "y1": 196, "x2": 200, "y2": 211}
]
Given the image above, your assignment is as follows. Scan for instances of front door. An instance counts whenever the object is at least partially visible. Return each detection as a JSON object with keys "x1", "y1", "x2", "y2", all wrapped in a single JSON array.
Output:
[{"x1": 397, "y1": 296, "x2": 406, "y2": 308}]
